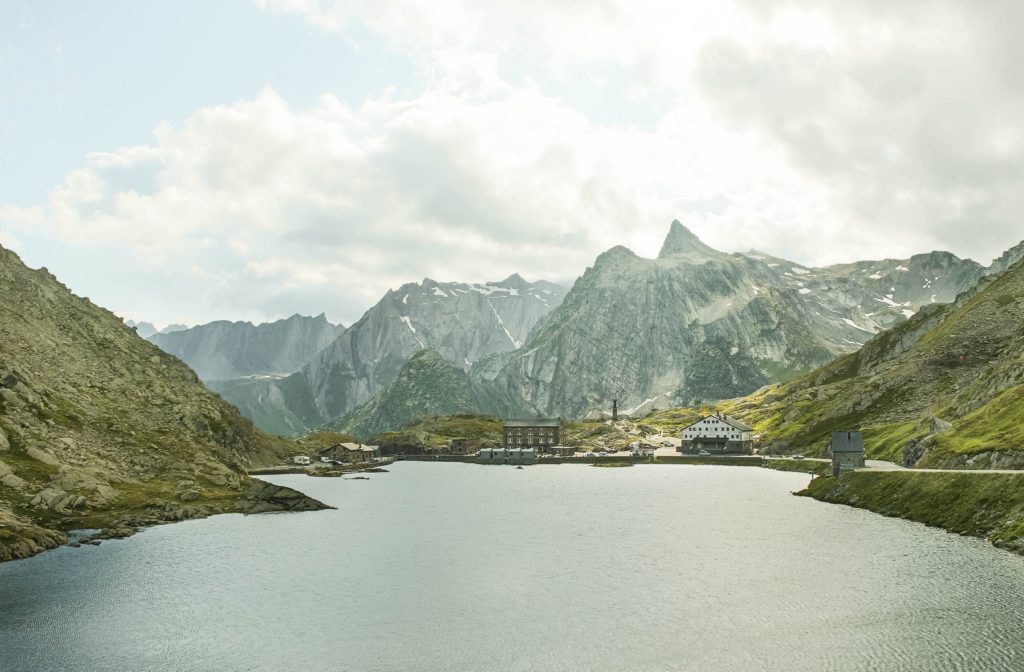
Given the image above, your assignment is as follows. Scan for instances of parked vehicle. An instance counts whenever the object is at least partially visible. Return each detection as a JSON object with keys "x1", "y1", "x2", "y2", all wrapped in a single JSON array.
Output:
[
  {"x1": 698, "y1": 450, "x2": 711, "y2": 456},
  {"x1": 320, "y1": 457, "x2": 333, "y2": 463},
  {"x1": 792, "y1": 455, "x2": 805, "y2": 460}
]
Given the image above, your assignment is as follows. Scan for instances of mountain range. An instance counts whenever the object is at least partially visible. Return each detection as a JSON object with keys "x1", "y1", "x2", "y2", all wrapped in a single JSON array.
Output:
[
  {"x1": 148, "y1": 314, "x2": 345, "y2": 381},
  {"x1": 139, "y1": 221, "x2": 1023, "y2": 440},
  {"x1": 719, "y1": 254, "x2": 1024, "y2": 469},
  {"x1": 327, "y1": 222, "x2": 1022, "y2": 439},
  {"x1": 206, "y1": 274, "x2": 566, "y2": 436}
]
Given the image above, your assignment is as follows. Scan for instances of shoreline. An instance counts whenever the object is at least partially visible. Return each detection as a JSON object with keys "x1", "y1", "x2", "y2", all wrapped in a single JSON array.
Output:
[
  {"x1": 0, "y1": 478, "x2": 330, "y2": 565},
  {"x1": 800, "y1": 471, "x2": 1024, "y2": 557}
]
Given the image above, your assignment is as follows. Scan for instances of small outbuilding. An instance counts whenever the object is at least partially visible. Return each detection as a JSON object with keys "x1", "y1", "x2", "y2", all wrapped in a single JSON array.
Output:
[
  {"x1": 477, "y1": 447, "x2": 537, "y2": 465},
  {"x1": 830, "y1": 431, "x2": 865, "y2": 476},
  {"x1": 449, "y1": 437, "x2": 481, "y2": 455}
]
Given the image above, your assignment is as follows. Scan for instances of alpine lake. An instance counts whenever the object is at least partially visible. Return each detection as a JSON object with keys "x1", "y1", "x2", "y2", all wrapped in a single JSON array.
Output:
[{"x1": 3, "y1": 462, "x2": 1024, "y2": 671}]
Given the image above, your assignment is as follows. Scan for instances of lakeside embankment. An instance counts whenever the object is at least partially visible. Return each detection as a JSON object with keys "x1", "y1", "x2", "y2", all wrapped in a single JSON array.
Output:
[{"x1": 800, "y1": 471, "x2": 1024, "y2": 555}]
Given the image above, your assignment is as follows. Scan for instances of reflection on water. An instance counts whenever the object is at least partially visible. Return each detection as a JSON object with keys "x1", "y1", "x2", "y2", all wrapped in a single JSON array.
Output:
[{"x1": 3, "y1": 463, "x2": 1024, "y2": 671}]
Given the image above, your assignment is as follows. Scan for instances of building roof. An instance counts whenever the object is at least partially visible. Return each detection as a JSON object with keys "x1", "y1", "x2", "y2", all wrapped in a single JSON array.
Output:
[
  {"x1": 831, "y1": 432, "x2": 865, "y2": 453},
  {"x1": 503, "y1": 418, "x2": 561, "y2": 428},
  {"x1": 683, "y1": 414, "x2": 754, "y2": 432},
  {"x1": 339, "y1": 442, "x2": 379, "y2": 452}
]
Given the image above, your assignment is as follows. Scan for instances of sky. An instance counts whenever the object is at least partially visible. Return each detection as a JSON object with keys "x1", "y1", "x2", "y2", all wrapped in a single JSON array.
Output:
[{"x1": 1, "y1": 0, "x2": 1022, "y2": 328}]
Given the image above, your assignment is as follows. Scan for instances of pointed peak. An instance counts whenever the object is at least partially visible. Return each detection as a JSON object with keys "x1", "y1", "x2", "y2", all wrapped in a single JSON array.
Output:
[
  {"x1": 494, "y1": 272, "x2": 528, "y2": 288},
  {"x1": 658, "y1": 220, "x2": 717, "y2": 259}
]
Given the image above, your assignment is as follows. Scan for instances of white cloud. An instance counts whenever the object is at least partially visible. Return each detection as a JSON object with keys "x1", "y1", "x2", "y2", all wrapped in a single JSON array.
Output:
[{"x1": 3, "y1": 1, "x2": 1022, "y2": 326}]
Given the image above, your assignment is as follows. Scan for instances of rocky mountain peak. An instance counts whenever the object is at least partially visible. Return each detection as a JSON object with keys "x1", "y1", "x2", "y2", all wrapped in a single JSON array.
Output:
[
  {"x1": 497, "y1": 273, "x2": 528, "y2": 288},
  {"x1": 658, "y1": 220, "x2": 717, "y2": 259}
]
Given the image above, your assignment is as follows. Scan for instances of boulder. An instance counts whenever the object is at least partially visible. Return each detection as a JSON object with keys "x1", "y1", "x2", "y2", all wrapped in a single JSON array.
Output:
[
  {"x1": 30, "y1": 487, "x2": 69, "y2": 511},
  {"x1": 0, "y1": 387, "x2": 19, "y2": 407},
  {"x1": 25, "y1": 446, "x2": 61, "y2": 466},
  {"x1": 178, "y1": 488, "x2": 203, "y2": 502},
  {"x1": 929, "y1": 417, "x2": 953, "y2": 434},
  {"x1": 0, "y1": 460, "x2": 28, "y2": 491},
  {"x1": 0, "y1": 427, "x2": 9, "y2": 451}
]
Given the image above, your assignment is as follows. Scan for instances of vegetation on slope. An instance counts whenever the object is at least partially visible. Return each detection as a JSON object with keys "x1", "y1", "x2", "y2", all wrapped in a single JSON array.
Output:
[
  {"x1": 701, "y1": 258, "x2": 1024, "y2": 467},
  {"x1": 0, "y1": 246, "x2": 326, "y2": 562},
  {"x1": 802, "y1": 472, "x2": 1024, "y2": 554},
  {"x1": 369, "y1": 415, "x2": 504, "y2": 454},
  {"x1": 329, "y1": 349, "x2": 483, "y2": 441}
]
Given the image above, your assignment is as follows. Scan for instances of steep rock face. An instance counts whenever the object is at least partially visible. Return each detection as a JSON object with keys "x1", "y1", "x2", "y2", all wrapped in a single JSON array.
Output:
[
  {"x1": 0, "y1": 246, "x2": 327, "y2": 562},
  {"x1": 330, "y1": 349, "x2": 480, "y2": 440},
  {"x1": 221, "y1": 275, "x2": 566, "y2": 435},
  {"x1": 148, "y1": 314, "x2": 344, "y2": 381},
  {"x1": 481, "y1": 222, "x2": 997, "y2": 418},
  {"x1": 723, "y1": 256, "x2": 1024, "y2": 466}
]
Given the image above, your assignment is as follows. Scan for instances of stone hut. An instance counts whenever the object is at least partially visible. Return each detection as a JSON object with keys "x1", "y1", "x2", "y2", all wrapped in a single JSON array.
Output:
[
  {"x1": 830, "y1": 432, "x2": 866, "y2": 476},
  {"x1": 449, "y1": 437, "x2": 481, "y2": 455}
]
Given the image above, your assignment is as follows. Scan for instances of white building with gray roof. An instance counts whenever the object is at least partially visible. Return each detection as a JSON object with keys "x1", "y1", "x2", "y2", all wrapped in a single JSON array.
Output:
[{"x1": 678, "y1": 414, "x2": 755, "y2": 454}]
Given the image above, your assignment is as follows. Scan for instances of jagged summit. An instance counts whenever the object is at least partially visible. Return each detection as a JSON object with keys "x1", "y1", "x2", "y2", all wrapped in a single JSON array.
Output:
[{"x1": 658, "y1": 220, "x2": 718, "y2": 259}]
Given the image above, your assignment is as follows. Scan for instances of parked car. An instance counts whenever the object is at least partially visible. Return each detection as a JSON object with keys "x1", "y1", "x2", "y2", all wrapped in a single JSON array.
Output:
[
  {"x1": 661, "y1": 441, "x2": 674, "y2": 447},
  {"x1": 698, "y1": 450, "x2": 711, "y2": 456},
  {"x1": 585, "y1": 451, "x2": 597, "y2": 457},
  {"x1": 792, "y1": 454, "x2": 805, "y2": 460},
  {"x1": 320, "y1": 456, "x2": 333, "y2": 463}
]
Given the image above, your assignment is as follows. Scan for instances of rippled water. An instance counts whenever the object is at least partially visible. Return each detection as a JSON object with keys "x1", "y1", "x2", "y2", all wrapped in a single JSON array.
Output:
[{"x1": 3, "y1": 463, "x2": 1024, "y2": 671}]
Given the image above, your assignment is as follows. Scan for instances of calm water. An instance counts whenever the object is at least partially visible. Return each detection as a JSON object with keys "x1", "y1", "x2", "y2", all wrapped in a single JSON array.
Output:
[{"x1": 3, "y1": 463, "x2": 1024, "y2": 671}]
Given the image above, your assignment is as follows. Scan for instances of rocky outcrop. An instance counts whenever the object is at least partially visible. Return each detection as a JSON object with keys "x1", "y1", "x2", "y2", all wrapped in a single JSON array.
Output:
[
  {"x1": 149, "y1": 314, "x2": 344, "y2": 381},
  {"x1": 0, "y1": 244, "x2": 327, "y2": 563},
  {"x1": 241, "y1": 479, "x2": 332, "y2": 514},
  {"x1": 0, "y1": 508, "x2": 67, "y2": 562}
]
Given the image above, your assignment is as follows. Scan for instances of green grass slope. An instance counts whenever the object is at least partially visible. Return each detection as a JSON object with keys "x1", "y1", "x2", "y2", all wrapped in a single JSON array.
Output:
[
  {"x1": 802, "y1": 472, "x2": 1024, "y2": 554},
  {"x1": 713, "y1": 258, "x2": 1024, "y2": 467},
  {"x1": 329, "y1": 349, "x2": 484, "y2": 441}
]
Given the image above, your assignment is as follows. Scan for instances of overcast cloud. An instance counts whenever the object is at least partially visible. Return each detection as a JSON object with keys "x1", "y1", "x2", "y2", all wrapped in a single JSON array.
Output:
[{"x1": 1, "y1": 1, "x2": 1021, "y2": 326}]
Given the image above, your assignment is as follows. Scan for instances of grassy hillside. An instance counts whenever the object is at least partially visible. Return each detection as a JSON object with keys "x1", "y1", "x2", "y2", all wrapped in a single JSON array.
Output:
[
  {"x1": 329, "y1": 349, "x2": 484, "y2": 441},
  {"x1": 703, "y1": 258, "x2": 1024, "y2": 467},
  {"x1": 802, "y1": 472, "x2": 1024, "y2": 554},
  {"x1": 370, "y1": 414, "x2": 504, "y2": 453},
  {"x1": 0, "y1": 246, "x2": 326, "y2": 562}
]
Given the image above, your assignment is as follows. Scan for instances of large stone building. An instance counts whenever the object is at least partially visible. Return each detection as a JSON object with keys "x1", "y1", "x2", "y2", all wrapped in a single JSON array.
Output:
[
  {"x1": 678, "y1": 414, "x2": 754, "y2": 454},
  {"x1": 830, "y1": 431, "x2": 865, "y2": 475},
  {"x1": 503, "y1": 418, "x2": 562, "y2": 453}
]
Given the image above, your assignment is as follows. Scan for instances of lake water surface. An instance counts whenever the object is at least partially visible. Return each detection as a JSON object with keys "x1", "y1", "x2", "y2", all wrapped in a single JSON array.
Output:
[{"x1": 3, "y1": 463, "x2": 1024, "y2": 671}]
